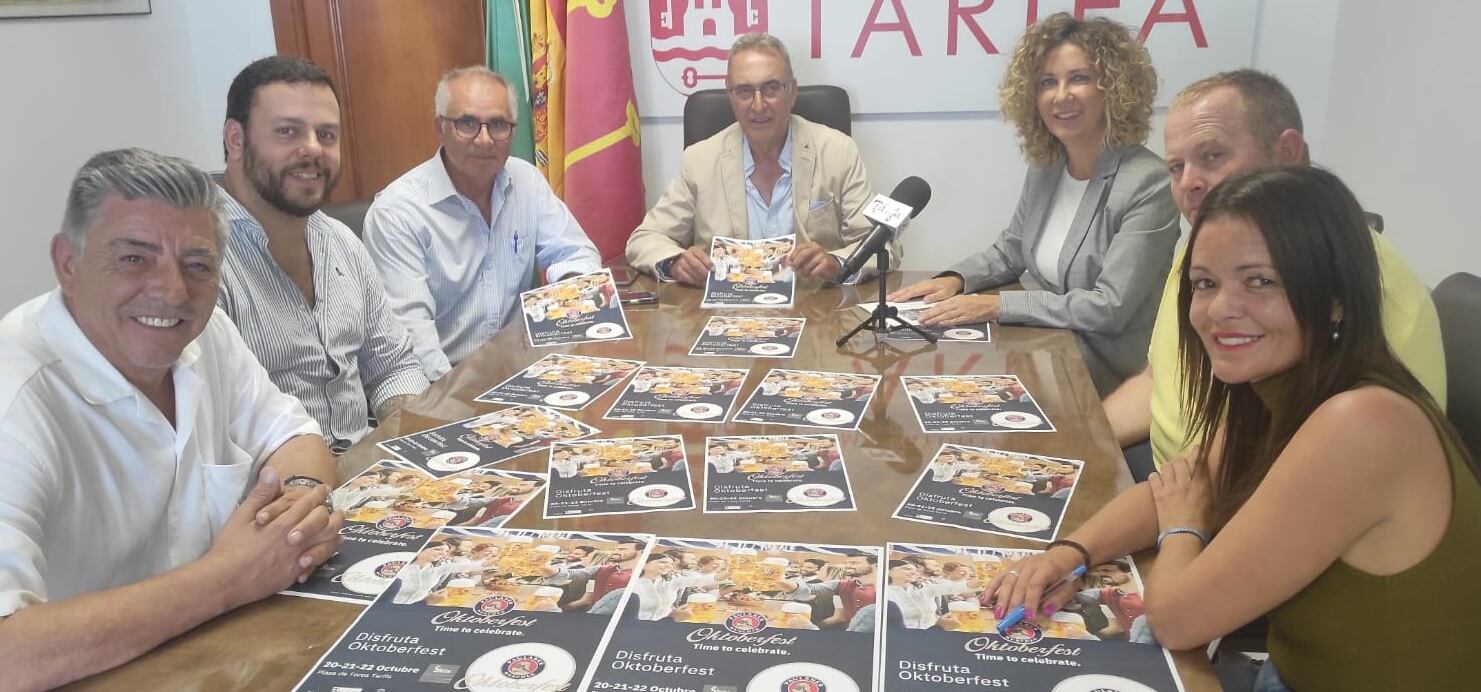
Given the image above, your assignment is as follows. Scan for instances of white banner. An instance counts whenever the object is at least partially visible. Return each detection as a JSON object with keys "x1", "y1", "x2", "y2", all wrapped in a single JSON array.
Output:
[{"x1": 625, "y1": 0, "x2": 1258, "y2": 116}]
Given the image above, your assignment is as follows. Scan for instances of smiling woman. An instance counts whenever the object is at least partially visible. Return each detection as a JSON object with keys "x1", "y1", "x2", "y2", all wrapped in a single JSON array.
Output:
[
  {"x1": 980, "y1": 166, "x2": 1481, "y2": 692},
  {"x1": 888, "y1": 12, "x2": 1178, "y2": 395}
]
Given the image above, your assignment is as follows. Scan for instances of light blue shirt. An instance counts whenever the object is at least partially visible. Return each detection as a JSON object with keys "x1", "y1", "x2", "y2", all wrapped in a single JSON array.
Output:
[
  {"x1": 740, "y1": 127, "x2": 795, "y2": 240},
  {"x1": 364, "y1": 151, "x2": 601, "y2": 380}
]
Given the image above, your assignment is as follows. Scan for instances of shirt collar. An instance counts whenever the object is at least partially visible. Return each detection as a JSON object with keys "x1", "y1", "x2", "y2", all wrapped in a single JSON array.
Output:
[
  {"x1": 741, "y1": 124, "x2": 794, "y2": 177},
  {"x1": 36, "y1": 289, "x2": 202, "y2": 406},
  {"x1": 427, "y1": 148, "x2": 512, "y2": 207},
  {"x1": 217, "y1": 184, "x2": 326, "y2": 249}
]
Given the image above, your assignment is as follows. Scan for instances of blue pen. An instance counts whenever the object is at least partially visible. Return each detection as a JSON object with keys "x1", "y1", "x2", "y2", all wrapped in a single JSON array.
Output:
[{"x1": 994, "y1": 564, "x2": 1088, "y2": 635}]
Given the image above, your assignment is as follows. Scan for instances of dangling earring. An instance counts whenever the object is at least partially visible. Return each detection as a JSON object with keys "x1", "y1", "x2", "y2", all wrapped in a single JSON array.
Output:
[{"x1": 1330, "y1": 319, "x2": 1341, "y2": 342}]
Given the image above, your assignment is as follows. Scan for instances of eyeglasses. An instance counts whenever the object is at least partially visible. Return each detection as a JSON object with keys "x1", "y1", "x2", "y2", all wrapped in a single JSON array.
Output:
[
  {"x1": 729, "y1": 80, "x2": 790, "y2": 102},
  {"x1": 440, "y1": 115, "x2": 516, "y2": 141}
]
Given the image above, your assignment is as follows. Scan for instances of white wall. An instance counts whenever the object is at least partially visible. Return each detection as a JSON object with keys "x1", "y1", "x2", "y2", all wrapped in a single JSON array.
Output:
[
  {"x1": 1321, "y1": 1, "x2": 1481, "y2": 285},
  {"x1": 638, "y1": 0, "x2": 1342, "y2": 273},
  {"x1": 0, "y1": 0, "x2": 274, "y2": 307}
]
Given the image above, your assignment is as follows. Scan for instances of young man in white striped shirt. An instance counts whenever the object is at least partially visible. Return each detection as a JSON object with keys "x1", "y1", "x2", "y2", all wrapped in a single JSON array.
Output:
[
  {"x1": 363, "y1": 66, "x2": 601, "y2": 380},
  {"x1": 216, "y1": 56, "x2": 429, "y2": 452}
]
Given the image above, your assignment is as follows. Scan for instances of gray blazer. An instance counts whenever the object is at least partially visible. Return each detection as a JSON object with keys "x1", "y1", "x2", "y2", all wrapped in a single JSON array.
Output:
[{"x1": 947, "y1": 144, "x2": 1179, "y2": 394}]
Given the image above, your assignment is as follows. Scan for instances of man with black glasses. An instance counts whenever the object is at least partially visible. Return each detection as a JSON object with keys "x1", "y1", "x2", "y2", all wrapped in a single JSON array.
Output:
[
  {"x1": 625, "y1": 33, "x2": 890, "y2": 286},
  {"x1": 365, "y1": 66, "x2": 600, "y2": 380}
]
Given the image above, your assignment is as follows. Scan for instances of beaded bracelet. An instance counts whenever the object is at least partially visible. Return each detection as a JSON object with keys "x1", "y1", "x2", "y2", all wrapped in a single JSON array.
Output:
[{"x1": 1046, "y1": 539, "x2": 1092, "y2": 569}]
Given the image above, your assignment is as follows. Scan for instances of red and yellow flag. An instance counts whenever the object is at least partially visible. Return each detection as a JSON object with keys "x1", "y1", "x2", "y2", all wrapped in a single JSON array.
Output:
[{"x1": 530, "y1": 0, "x2": 645, "y2": 262}]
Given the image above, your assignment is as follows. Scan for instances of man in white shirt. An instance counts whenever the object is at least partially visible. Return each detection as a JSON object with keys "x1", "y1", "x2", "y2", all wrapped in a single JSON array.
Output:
[
  {"x1": 0, "y1": 148, "x2": 342, "y2": 688},
  {"x1": 364, "y1": 66, "x2": 602, "y2": 379}
]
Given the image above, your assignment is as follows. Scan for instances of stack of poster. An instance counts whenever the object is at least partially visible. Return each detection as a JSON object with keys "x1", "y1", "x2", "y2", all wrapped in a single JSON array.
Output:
[
  {"x1": 704, "y1": 434, "x2": 856, "y2": 513},
  {"x1": 603, "y1": 365, "x2": 748, "y2": 423},
  {"x1": 520, "y1": 269, "x2": 631, "y2": 347},
  {"x1": 295, "y1": 528, "x2": 653, "y2": 692},
  {"x1": 473, "y1": 353, "x2": 644, "y2": 410},
  {"x1": 544, "y1": 435, "x2": 695, "y2": 518},
  {"x1": 733, "y1": 368, "x2": 881, "y2": 430},
  {"x1": 893, "y1": 445, "x2": 1084, "y2": 541},
  {"x1": 378, "y1": 405, "x2": 599, "y2": 475},
  {"x1": 688, "y1": 315, "x2": 806, "y2": 358},
  {"x1": 856, "y1": 300, "x2": 991, "y2": 342},
  {"x1": 882, "y1": 543, "x2": 1183, "y2": 692},
  {"x1": 587, "y1": 538, "x2": 882, "y2": 692},
  {"x1": 286, "y1": 461, "x2": 547, "y2": 603},
  {"x1": 701, "y1": 235, "x2": 797, "y2": 308},
  {"x1": 901, "y1": 374, "x2": 1056, "y2": 433}
]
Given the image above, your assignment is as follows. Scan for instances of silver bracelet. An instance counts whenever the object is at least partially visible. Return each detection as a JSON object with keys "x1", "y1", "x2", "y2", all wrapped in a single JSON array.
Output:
[{"x1": 1156, "y1": 526, "x2": 1208, "y2": 550}]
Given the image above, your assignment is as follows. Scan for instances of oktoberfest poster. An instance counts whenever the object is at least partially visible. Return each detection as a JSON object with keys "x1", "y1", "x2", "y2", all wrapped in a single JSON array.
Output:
[
  {"x1": 286, "y1": 462, "x2": 547, "y2": 604},
  {"x1": 893, "y1": 445, "x2": 1084, "y2": 542},
  {"x1": 882, "y1": 542, "x2": 1183, "y2": 692},
  {"x1": 378, "y1": 404, "x2": 599, "y2": 477},
  {"x1": 688, "y1": 315, "x2": 806, "y2": 358},
  {"x1": 295, "y1": 528, "x2": 653, "y2": 692},
  {"x1": 519, "y1": 269, "x2": 632, "y2": 347},
  {"x1": 700, "y1": 234, "x2": 797, "y2": 308},
  {"x1": 901, "y1": 374, "x2": 1056, "y2": 433},
  {"x1": 602, "y1": 365, "x2": 748, "y2": 424},
  {"x1": 855, "y1": 300, "x2": 992, "y2": 342},
  {"x1": 703, "y1": 434, "x2": 856, "y2": 513},
  {"x1": 544, "y1": 435, "x2": 695, "y2": 519},
  {"x1": 732, "y1": 368, "x2": 881, "y2": 431},
  {"x1": 586, "y1": 537, "x2": 882, "y2": 692},
  {"x1": 473, "y1": 353, "x2": 644, "y2": 410}
]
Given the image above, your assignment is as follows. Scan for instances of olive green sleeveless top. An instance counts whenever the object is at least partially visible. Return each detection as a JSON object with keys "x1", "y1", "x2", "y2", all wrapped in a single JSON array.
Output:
[{"x1": 1257, "y1": 374, "x2": 1481, "y2": 691}]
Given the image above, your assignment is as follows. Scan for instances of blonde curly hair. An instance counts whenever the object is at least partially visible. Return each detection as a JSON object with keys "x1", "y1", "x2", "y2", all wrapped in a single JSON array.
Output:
[{"x1": 999, "y1": 13, "x2": 1158, "y2": 168}]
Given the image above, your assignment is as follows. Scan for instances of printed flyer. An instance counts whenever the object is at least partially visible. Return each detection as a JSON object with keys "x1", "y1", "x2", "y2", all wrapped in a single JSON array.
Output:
[
  {"x1": 856, "y1": 300, "x2": 992, "y2": 342},
  {"x1": 732, "y1": 368, "x2": 881, "y2": 431},
  {"x1": 701, "y1": 234, "x2": 797, "y2": 308},
  {"x1": 295, "y1": 528, "x2": 654, "y2": 692},
  {"x1": 703, "y1": 434, "x2": 856, "y2": 513},
  {"x1": 286, "y1": 462, "x2": 547, "y2": 604},
  {"x1": 882, "y1": 542, "x2": 1184, "y2": 692},
  {"x1": 520, "y1": 269, "x2": 632, "y2": 347},
  {"x1": 544, "y1": 435, "x2": 695, "y2": 519},
  {"x1": 378, "y1": 405, "x2": 600, "y2": 477},
  {"x1": 473, "y1": 353, "x2": 644, "y2": 410},
  {"x1": 586, "y1": 537, "x2": 882, "y2": 692},
  {"x1": 901, "y1": 374, "x2": 1056, "y2": 433},
  {"x1": 893, "y1": 445, "x2": 1084, "y2": 542},
  {"x1": 688, "y1": 315, "x2": 806, "y2": 358},
  {"x1": 602, "y1": 365, "x2": 748, "y2": 424}
]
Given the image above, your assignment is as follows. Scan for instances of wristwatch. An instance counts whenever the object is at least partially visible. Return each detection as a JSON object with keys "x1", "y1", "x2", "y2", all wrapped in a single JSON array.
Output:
[{"x1": 284, "y1": 474, "x2": 336, "y2": 512}]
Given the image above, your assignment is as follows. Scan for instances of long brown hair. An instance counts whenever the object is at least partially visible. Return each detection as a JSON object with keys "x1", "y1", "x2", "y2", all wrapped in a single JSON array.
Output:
[{"x1": 1176, "y1": 166, "x2": 1472, "y2": 524}]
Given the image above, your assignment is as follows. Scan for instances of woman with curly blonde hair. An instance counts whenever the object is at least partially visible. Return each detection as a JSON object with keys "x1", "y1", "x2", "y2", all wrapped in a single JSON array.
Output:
[{"x1": 891, "y1": 13, "x2": 1179, "y2": 394}]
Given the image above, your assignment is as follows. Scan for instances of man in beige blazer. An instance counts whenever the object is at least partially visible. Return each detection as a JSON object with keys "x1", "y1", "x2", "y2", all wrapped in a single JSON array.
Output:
[{"x1": 625, "y1": 33, "x2": 897, "y2": 285}]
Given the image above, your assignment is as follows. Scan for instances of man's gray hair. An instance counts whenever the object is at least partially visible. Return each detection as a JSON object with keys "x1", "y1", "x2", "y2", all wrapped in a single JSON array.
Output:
[
  {"x1": 60, "y1": 148, "x2": 227, "y2": 251},
  {"x1": 729, "y1": 33, "x2": 795, "y2": 81},
  {"x1": 434, "y1": 66, "x2": 520, "y2": 121}
]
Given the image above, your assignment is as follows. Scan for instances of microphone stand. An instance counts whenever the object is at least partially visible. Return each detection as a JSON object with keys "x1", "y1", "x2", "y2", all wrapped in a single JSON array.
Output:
[{"x1": 836, "y1": 246, "x2": 937, "y2": 347}]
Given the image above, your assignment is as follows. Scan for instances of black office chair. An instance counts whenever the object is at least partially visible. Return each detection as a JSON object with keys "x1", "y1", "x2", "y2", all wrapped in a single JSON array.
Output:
[
  {"x1": 321, "y1": 198, "x2": 374, "y2": 237},
  {"x1": 1433, "y1": 272, "x2": 1481, "y2": 458},
  {"x1": 682, "y1": 84, "x2": 852, "y2": 148}
]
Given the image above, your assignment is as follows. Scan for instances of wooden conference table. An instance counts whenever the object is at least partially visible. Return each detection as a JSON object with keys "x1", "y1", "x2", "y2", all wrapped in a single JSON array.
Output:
[{"x1": 68, "y1": 272, "x2": 1218, "y2": 691}]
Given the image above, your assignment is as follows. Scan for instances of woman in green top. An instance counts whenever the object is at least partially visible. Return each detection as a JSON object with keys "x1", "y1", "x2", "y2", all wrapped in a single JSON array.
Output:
[{"x1": 984, "y1": 165, "x2": 1480, "y2": 691}]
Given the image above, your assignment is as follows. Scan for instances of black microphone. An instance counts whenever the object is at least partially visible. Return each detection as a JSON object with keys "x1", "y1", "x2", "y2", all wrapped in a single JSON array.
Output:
[{"x1": 836, "y1": 176, "x2": 932, "y2": 281}]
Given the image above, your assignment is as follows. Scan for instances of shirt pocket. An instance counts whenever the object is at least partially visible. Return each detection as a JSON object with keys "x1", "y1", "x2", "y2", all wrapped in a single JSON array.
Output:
[{"x1": 201, "y1": 444, "x2": 257, "y2": 531}]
